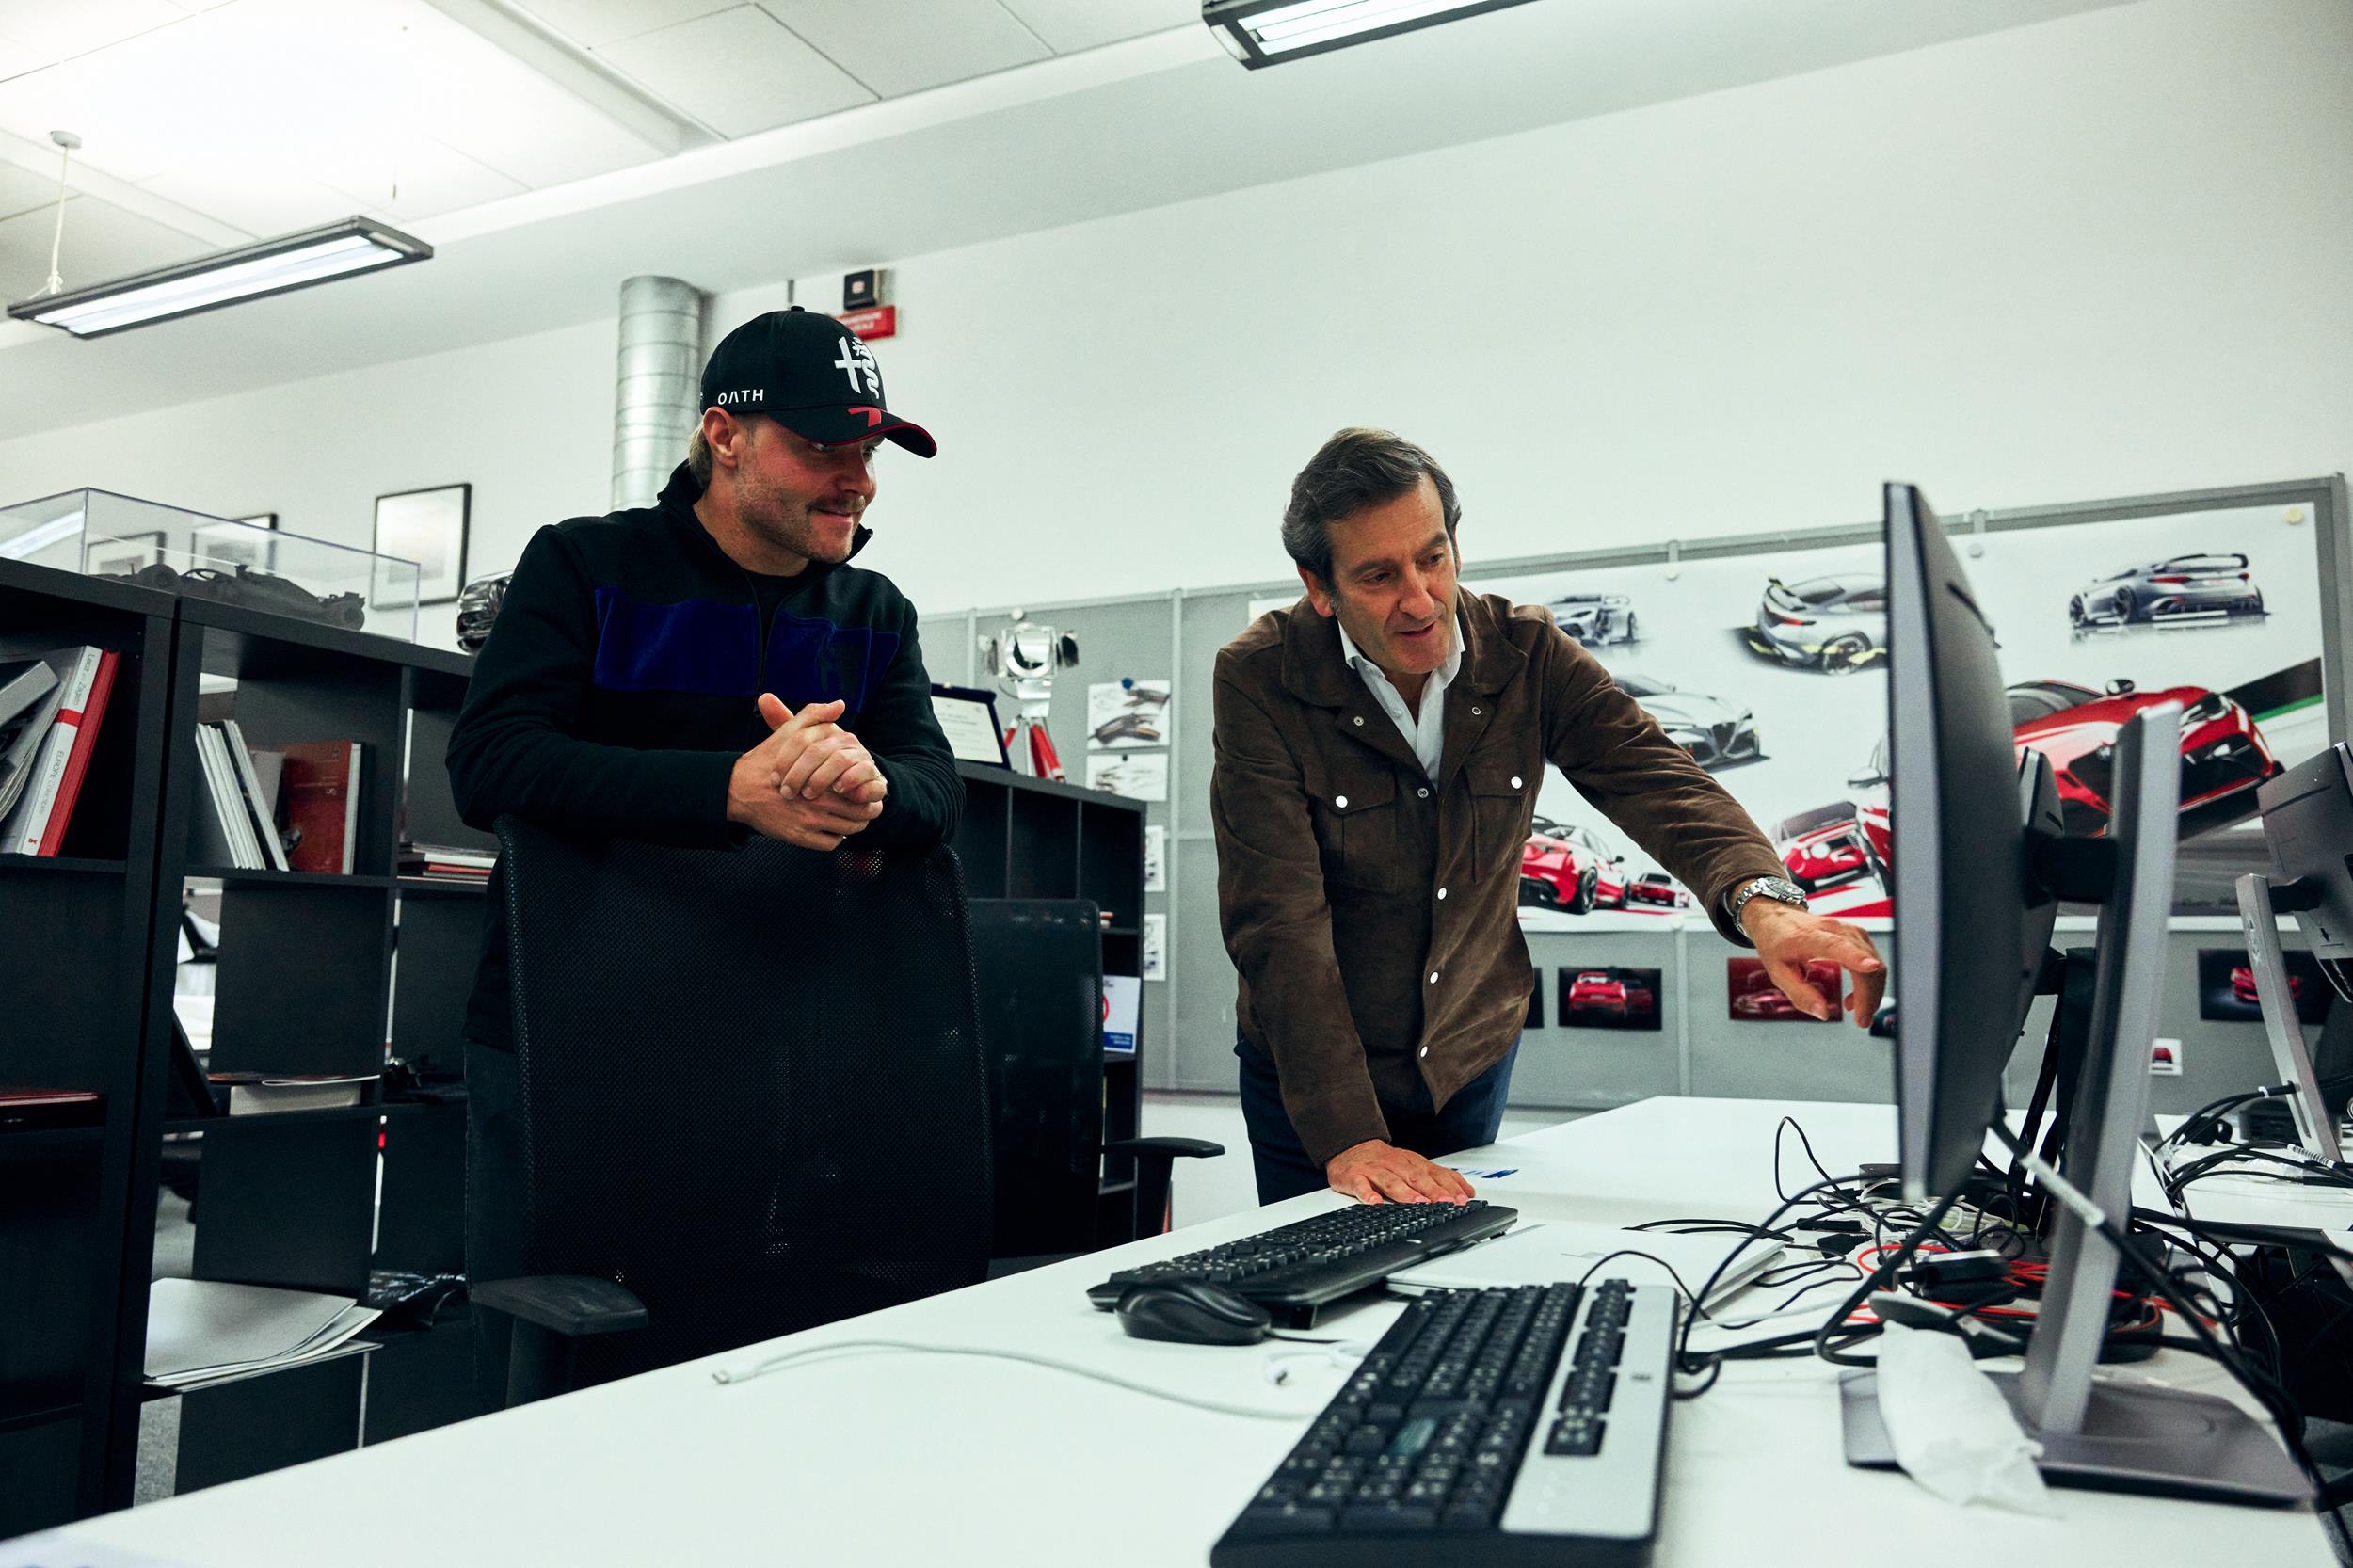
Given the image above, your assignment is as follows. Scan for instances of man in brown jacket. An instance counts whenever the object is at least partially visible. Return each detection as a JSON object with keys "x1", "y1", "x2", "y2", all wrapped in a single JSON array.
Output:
[{"x1": 1214, "y1": 429, "x2": 1886, "y2": 1206}]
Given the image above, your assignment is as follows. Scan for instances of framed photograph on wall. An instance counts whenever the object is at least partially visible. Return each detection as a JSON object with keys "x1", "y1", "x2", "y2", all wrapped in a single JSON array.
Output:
[
  {"x1": 191, "y1": 515, "x2": 277, "y2": 575},
  {"x1": 373, "y1": 483, "x2": 471, "y2": 607},
  {"x1": 87, "y1": 530, "x2": 167, "y2": 578}
]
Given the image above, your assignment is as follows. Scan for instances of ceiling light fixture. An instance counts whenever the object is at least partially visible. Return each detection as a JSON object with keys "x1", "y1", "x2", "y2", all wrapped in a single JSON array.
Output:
[
  {"x1": 1203, "y1": 0, "x2": 1540, "y2": 68},
  {"x1": 8, "y1": 216, "x2": 433, "y2": 340}
]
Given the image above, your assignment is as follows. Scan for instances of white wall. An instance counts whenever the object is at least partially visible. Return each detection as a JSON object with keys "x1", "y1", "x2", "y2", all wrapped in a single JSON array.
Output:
[{"x1": 1, "y1": 0, "x2": 2346, "y2": 643}]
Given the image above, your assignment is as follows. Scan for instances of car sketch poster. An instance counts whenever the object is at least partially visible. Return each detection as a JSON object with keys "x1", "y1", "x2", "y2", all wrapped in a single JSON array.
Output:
[
  {"x1": 1087, "y1": 679, "x2": 1171, "y2": 751},
  {"x1": 1467, "y1": 499, "x2": 2327, "y2": 921}
]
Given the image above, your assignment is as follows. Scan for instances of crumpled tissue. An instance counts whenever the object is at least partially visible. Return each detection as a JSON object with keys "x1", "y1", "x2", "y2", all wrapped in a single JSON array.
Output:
[{"x1": 1875, "y1": 1321, "x2": 2057, "y2": 1516}]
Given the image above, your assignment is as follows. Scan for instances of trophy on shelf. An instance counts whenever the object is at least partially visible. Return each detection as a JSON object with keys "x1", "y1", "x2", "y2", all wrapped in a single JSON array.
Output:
[{"x1": 979, "y1": 612, "x2": 1079, "y2": 780}]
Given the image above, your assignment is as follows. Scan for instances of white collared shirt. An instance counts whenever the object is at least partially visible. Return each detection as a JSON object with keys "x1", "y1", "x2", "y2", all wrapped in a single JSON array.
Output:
[{"x1": 1336, "y1": 613, "x2": 1463, "y2": 778}]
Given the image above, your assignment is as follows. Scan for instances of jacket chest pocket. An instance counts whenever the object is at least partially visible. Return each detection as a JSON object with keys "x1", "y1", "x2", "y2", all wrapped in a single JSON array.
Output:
[
  {"x1": 1466, "y1": 754, "x2": 1535, "y2": 881},
  {"x1": 1309, "y1": 771, "x2": 1413, "y2": 892}
]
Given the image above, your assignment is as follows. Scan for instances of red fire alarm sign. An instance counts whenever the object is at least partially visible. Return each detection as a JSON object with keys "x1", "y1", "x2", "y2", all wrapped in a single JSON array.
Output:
[{"x1": 836, "y1": 305, "x2": 897, "y2": 341}]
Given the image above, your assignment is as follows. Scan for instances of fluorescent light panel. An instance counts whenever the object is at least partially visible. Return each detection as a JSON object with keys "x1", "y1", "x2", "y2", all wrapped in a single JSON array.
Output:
[
  {"x1": 1204, "y1": 0, "x2": 1540, "y2": 66},
  {"x1": 8, "y1": 217, "x2": 431, "y2": 339}
]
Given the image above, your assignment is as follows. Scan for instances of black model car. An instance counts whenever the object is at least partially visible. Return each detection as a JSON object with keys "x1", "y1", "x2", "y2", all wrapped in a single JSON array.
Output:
[
  {"x1": 456, "y1": 571, "x2": 512, "y2": 653},
  {"x1": 2068, "y1": 552, "x2": 2264, "y2": 628}
]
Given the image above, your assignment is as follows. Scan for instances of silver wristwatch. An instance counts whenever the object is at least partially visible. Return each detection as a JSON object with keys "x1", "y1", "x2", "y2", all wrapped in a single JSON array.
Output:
[{"x1": 1724, "y1": 875, "x2": 1809, "y2": 930}]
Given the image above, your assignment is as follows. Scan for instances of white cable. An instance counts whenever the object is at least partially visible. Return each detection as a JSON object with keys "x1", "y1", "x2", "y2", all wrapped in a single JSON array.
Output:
[
  {"x1": 40, "y1": 132, "x2": 78, "y2": 298},
  {"x1": 711, "y1": 1338, "x2": 1310, "y2": 1420},
  {"x1": 2008, "y1": 1144, "x2": 2106, "y2": 1231}
]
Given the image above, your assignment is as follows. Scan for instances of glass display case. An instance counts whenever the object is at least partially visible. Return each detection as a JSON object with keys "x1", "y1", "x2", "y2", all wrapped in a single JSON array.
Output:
[{"x1": 0, "y1": 488, "x2": 421, "y2": 642}]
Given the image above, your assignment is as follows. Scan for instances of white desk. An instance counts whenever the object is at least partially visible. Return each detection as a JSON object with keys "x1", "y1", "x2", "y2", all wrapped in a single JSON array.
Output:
[{"x1": 41, "y1": 1097, "x2": 2340, "y2": 1568}]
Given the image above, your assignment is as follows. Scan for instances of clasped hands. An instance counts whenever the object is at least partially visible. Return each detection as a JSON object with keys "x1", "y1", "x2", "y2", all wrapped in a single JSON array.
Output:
[{"x1": 726, "y1": 695, "x2": 888, "y2": 851}]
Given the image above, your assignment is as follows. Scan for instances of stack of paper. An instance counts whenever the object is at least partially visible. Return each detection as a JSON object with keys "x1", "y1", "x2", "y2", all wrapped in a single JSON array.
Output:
[{"x1": 144, "y1": 1277, "x2": 379, "y2": 1389}]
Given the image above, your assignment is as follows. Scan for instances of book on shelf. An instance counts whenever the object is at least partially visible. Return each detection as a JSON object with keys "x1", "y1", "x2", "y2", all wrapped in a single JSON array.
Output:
[
  {"x1": 219, "y1": 720, "x2": 290, "y2": 871},
  {"x1": 0, "y1": 678, "x2": 65, "y2": 824},
  {"x1": 187, "y1": 727, "x2": 247, "y2": 869},
  {"x1": 0, "y1": 657, "x2": 58, "y2": 729},
  {"x1": 397, "y1": 840, "x2": 494, "y2": 880},
  {"x1": 144, "y1": 1277, "x2": 380, "y2": 1390},
  {"x1": 279, "y1": 740, "x2": 363, "y2": 874},
  {"x1": 2, "y1": 645, "x2": 120, "y2": 857},
  {"x1": 194, "y1": 726, "x2": 259, "y2": 869},
  {"x1": 0, "y1": 1087, "x2": 104, "y2": 1132},
  {"x1": 206, "y1": 1071, "x2": 376, "y2": 1116}
]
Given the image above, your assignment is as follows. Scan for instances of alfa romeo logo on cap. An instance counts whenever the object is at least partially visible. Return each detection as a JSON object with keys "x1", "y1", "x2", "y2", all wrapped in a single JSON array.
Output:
[{"x1": 832, "y1": 335, "x2": 881, "y2": 397}]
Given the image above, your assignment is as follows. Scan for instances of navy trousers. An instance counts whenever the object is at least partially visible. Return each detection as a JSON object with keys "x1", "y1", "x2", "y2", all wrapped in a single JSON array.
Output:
[{"x1": 1235, "y1": 1032, "x2": 1522, "y2": 1206}]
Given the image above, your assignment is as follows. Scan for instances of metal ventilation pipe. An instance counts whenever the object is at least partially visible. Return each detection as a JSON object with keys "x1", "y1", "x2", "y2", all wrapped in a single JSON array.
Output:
[{"x1": 610, "y1": 275, "x2": 705, "y2": 510}]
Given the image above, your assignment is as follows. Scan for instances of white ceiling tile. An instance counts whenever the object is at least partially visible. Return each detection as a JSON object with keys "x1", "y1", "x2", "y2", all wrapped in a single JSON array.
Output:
[
  {"x1": 996, "y1": 0, "x2": 1186, "y2": 55},
  {"x1": 315, "y1": 136, "x2": 526, "y2": 223},
  {"x1": 0, "y1": 0, "x2": 662, "y2": 202},
  {"x1": 383, "y1": 0, "x2": 672, "y2": 185},
  {"x1": 0, "y1": 0, "x2": 185, "y2": 71},
  {"x1": 136, "y1": 162, "x2": 362, "y2": 238},
  {"x1": 598, "y1": 6, "x2": 872, "y2": 138},
  {"x1": 0, "y1": 156, "x2": 54, "y2": 219},
  {"x1": 758, "y1": 0, "x2": 1048, "y2": 97},
  {"x1": 509, "y1": 0, "x2": 735, "y2": 49},
  {"x1": 0, "y1": 192, "x2": 209, "y2": 300}
]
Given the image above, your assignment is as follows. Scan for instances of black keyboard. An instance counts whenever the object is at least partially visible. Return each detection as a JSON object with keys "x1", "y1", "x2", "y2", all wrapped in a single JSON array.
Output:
[
  {"x1": 1085, "y1": 1200, "x2": 1519, "y2": 1327},
  {"x1": 1211, "y1": 1281, "x2": 1675, "y2": 1567}
]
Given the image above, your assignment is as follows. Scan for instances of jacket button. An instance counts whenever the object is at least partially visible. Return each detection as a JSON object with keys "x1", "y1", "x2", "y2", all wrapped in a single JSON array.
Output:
[
  {"x1": 1417, "y1": 787, "x2": 1430, "y2": 798},
  {"x1": 1353, "y1": 715, "x2": 1364, "y2": 726},
  {"x1": 1511, "y1": 776, "x2": 1523, "y2": 790},
  {"x1": 1437, "y1": 888, "x2": 1448, "y2": 900},
  {"x1": 1335, "y1": 794, "x2": 1348, "y2": 808},
  {"x1": 1470, "y1": 706, "x2": 1481, "y2": 716}
]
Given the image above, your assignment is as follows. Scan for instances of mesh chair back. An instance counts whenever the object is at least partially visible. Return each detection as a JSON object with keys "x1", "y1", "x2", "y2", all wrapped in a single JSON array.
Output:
[{"x1": 493, "y1": 819, "x2": 992, "y2": 1384}]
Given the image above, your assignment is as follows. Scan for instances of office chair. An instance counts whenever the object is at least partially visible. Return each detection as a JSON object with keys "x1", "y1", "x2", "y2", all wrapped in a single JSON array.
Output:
[
  {"x1": 968, "y1": 899, "x2": 1219, "y2": 1270},
  {"x1": 469, "y1": 818, "x2": 994, "y2": 1405}
]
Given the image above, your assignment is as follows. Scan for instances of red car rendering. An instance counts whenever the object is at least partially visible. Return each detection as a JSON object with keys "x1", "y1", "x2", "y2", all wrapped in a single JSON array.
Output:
[
  {"x1": 1773, "y1": 800, "x2": 1890, "y2": 893},
  {"x1": 2230, "y1": 965, "x2": 2305, "y2": 1006},
  {"x1": 2007, "y1": 680, "x2": 2281, "y2": 837},
  {"x1": 1567, "y1": 969, "x2": 1655, "y2": 1021},
  {"x1": 1729, "y1": 959, "x2": 1843, "y2": 1021},
  {"x1": 1624, "y1": 872, "x2": 1690, "y2": 910},
  {"x1": 1519, "y1": 818, "x2": 1631, "y2": 914}
]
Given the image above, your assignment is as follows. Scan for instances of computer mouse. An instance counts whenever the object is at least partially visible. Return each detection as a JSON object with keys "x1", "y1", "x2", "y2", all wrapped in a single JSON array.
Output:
[{"x1": 1113, "y1": 1281, "x2": 1273, "y2": 1346}]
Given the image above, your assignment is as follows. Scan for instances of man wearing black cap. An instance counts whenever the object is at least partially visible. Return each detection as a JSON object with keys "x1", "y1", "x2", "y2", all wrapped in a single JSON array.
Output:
[{"x1": 446, "y1": 310, "x2": 959, "y2": 1321}]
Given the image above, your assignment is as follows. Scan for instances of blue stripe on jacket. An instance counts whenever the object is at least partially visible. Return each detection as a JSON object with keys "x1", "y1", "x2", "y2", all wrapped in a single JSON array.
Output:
[{"x1": 591, "y1": 588, "x2": 901, "y2": 715}]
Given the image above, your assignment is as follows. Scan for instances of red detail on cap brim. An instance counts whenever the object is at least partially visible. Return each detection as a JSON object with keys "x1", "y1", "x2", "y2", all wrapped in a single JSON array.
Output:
[{"x1": 872, "y1": 421, "x2": 936, "y2": 458}]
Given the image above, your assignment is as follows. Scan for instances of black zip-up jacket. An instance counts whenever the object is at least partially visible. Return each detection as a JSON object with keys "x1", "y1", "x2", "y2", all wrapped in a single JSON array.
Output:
[{"x1": 447, "y1": 462, "x2": 960, "y2": 1048}]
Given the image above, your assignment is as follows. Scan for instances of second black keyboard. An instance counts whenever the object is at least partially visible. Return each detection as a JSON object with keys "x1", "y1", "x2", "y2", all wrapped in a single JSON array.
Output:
[{"x1": 1085, "y1": 1199, "x2": 1518, "y2": 1327}]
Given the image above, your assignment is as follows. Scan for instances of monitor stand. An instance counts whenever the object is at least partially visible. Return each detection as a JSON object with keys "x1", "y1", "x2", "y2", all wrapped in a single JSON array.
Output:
[
  {"x1": 1845, "y1": 709, "x2": 2310, "y2": 1505},
  {"x1": 2235, "y1": 871, "x2": 2345, "y2": 1165}
]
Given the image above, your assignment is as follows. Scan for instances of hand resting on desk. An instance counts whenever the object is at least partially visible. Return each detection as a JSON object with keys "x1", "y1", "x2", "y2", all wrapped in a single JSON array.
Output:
[{"x1": 1325, "y1": 1139, "x2": 1475, "y2": 1204}]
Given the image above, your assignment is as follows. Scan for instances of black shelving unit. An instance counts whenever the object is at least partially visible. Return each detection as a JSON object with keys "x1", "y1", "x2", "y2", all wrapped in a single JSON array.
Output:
[
  {"x1": 0, "y1": 558, "x2": 177, "y2": 1539},
  {"x1": 0, "y1": 563, "x2": 488, "y2": 1532},
  {"x1": 147, "y1": 600, "x2": 483, "y2": 1496},
  {"x1": 954, "y1": 761, "x2": 1150, "y2": 1246}
]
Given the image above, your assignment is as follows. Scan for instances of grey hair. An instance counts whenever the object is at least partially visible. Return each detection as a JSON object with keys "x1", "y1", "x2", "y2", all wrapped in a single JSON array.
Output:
[
  {"x1": 687, "y1": 424, "x2": 713, "y2": 486},
  {"x1": 1280, "y1": 427, "x2": 1461, "y2": 584}
]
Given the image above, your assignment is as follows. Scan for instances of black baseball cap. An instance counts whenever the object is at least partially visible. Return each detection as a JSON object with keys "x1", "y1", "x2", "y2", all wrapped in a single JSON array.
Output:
[{"x1": 698, "y1": 307, "x2": 936, "y2": 458}]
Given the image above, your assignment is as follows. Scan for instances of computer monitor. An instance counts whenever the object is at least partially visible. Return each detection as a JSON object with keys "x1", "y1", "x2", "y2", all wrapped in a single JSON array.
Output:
[
  {"x1": 2240, "y1": 742, "x2": 2353, "y2": 1160},
  {"x1": 1884, "y1": 482, "x2": 2043, "y2": 1201},
  {"x1": 1854, "y1": 481, "x2": 2309, "y2": 1504},
  {"x1": 2256, "y1": 743, "x2": 2353, "y2": 969}
]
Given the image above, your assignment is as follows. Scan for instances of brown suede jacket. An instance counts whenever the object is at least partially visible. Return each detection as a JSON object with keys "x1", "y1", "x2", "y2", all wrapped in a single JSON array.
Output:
[{"x1": 1211, "y1": 591, "x2": 1787, "y2": 1167}]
